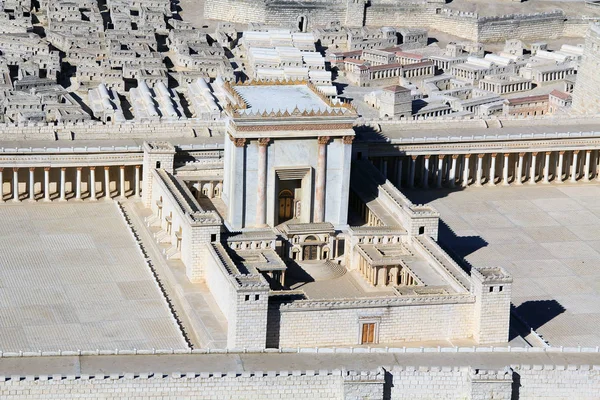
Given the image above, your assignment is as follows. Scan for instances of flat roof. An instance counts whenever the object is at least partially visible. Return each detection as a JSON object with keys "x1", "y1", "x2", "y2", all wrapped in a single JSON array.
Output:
[{"x1": 234, "y1": 85, "x2": 332, "y2": 113}]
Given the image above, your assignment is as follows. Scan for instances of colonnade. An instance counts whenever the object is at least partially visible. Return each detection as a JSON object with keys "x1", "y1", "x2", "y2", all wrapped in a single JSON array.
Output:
[
  {"x1": 372, "y1": 149, "x2": 600, "y2": 189},
  {"x1": 0, "y1": 165, "x2": 141, "y2": 202},
  {"x1": 538, "y1": 69, "x2": 571, "y2": 83},
  {"x1": 357, "y1": 256, "x2": 416, "y2": 287},
  {"x1": 479, "y1": 81, "x2": 531, "y2": 94}
]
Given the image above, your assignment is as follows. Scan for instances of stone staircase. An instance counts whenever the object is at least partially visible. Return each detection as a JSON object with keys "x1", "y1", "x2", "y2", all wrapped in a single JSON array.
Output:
[
  {"x1": 144, "y1": 213, "x2": 180, "y2": 259},
  {"x1": 297, "y1": 260, "x2": 347, "y2": 281}
]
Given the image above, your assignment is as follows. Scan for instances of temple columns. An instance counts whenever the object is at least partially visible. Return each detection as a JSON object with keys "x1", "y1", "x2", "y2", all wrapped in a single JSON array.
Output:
[
  {"x1": 396, "y1": 158, "x2": 403, "y2": 188},
  {"x1": 44, "y1": 167, "x2": 50, "y2": 201},
  {"x1": 476, "y1": 154, "x2": 484, "y2": 186},
  {"x1": 135, "y1": 165, "x2": 141, "y2": 197},
  {"x1": 59, "y1": 167, "x2": 66, "y2": 201},
  {"x1": 408, "y1": 156, "x2": 416, "y2": 188},
  {"x1": 314, "y1": 136, "x2": 329, "y2": 223},
  {"x1": 422, "y1": 156, "x2": 430, "y2": 188},
  {"x1": 436, "y1": 155, "x2": 444, "y2": 188},
  {"x1": 462, "y1": 154, "x2": 470, "y2": 187},
  {"x1": 543, "y1": 152, "x2": 551, "y2": 184},
  {"x1": 584, "y1": 150, "x2": 591, "y2": 182},
  {"x1": 12, "y1": 168, "x2": 19, "y2": 202},
  {"x1": 557, "y1": 151, "x2": 564, "y2": 183},
  {"x1": 449, "y1": 155, "x2": 457, "y2": 188},
  {"x1": 256, "y1": 138, "x2": 269, "y2": 227},
  {"x1": 119, "y1": 166, "x2": 126, "y2": 199},
  {"x1": 529, "y1": 152, "x2": 537, "y2": 184},
  {"x1": 488, "y1": 154, "x2": 496, "y2": 186},
  {"x1": 571, "y1": 150, "x2": 579, "y2": 183},
  {"x1": 90, "y1": 167, "x2": 97, "y2": 200},
  {"x1": 104, "y1": 167, "x2": 111, "y2": 200},
  {"x1": 502, "y1": 154, "x2": 510, "y2": 185},
  {"x1": 75, "y1": 167, "x2": 82, "y2": 200},
  {"x1": 516, "y1": 153, "x2": 524, "y2": 185},
  {"x1": 29, "y1": 168, "x2": 35, "y2": 201}
]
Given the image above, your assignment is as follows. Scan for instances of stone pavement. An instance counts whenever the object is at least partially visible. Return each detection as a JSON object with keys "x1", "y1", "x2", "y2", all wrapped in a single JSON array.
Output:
[
  {"x1": 0, "y1": 202, "x2": 187, "y2": 352},
  {"x1": 406, "y1": 183, "x2": 600, "y2": 347}
]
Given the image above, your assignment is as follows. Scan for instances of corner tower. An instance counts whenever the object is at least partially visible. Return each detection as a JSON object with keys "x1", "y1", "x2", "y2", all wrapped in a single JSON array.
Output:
[{"x1": 572, "y1": 23, "x2": 600, "y2": 114}]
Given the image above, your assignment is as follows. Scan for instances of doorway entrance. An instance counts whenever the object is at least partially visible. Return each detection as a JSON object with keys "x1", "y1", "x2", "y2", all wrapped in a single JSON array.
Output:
[
  {"x1": 278, "y1": 189, "x2": 294, "y2": 223},
  {"x1": 361, "y1": 323, "x2": 376, "y2": 344},
  {"x1": 298, "y1": 15, "x2": 307, "y2": 32},
  {"x1": 303, "y1": 235, "x2": 319, "y2": 260}
]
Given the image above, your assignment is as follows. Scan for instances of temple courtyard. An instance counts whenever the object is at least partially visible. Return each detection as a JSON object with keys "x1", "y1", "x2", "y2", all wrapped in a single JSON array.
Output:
[
  {"x1": 406, "y1": 183, "x2": 600, "y2": 347},
  {"x1": 0, "y1": 202, "x2": 187, "y2": 352}
]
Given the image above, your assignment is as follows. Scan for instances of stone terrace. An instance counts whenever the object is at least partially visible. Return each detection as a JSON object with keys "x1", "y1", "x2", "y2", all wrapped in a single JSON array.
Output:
[
  {"x1": 0, "y1": 202, "x2": 187, "y2": 352},
  {"x1": 406, "y1": 183, "x2": 600, "y2": 347}
]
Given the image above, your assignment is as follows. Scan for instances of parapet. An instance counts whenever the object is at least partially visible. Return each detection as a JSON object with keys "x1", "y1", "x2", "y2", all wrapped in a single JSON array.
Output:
[
  {"x1": 471, "y1": 267, "x2": 513, "y2": 285},
  {"x1": 143, "y1": 141, "x2": 176, "y2": 154}
]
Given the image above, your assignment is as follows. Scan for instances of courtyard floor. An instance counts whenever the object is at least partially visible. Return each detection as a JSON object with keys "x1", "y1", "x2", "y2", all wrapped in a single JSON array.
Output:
[
  {"x1": 0, "y1": 202, "x2": 187, "y2": 352},
  {"x1": 405, "y1": 183, "x2": 600, "y2": 347}
]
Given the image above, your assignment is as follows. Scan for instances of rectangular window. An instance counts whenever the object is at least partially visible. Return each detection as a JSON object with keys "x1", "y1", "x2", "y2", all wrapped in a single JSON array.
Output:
[{"x1": 361, "y1": 323, "x2": 376, "y2": 344}]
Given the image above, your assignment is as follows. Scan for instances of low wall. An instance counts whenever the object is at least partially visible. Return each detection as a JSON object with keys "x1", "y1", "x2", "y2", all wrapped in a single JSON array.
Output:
[{"x1": 271, "y1": 296, "x2": 475, "y2": 347}]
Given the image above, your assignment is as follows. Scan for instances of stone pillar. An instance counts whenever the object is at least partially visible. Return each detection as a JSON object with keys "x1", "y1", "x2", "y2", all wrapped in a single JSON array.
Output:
[
  {"x1": 449, "y1": 155, "x2": 457, "y2": 188},
  {"x1": 256, "y1": 138, "x2": 269, "y2": 227},
  {"x1": 382, "y1": 158, "x2": 388, "y2": 178},
  {"x1": 557, "y1": 151, "x2": 564, "y2": 183},
  {"x1": 395, "y1": 158, "x2": 403, "y2": 188},
  {"x1": 12, "y1": 168, "x2": 19, "y2": 202},
  {"x1": 59, "y1": 167, "x2": 66, "y2": 201},
  {"x1": 422, "y1": 155, "x2": 430, "y2": 188},
  {"x1": 408, "y1": 156, "x2": 416, "y2": 188},
  {"x1": 476, "y1": 154, "x2": 484, "y2": 186},
  {"x1": 571, "y1": 150, "x2": 579, "y2": 183},
  {"x1": 90, "y1": 167, "x2": 96, "y2": 201},
  {"x1": 584, "y1": 150, "x2": 591, "y2": 182},
  {"x1": 43, "y1": 167, "x2": 50, "y2": 201},
  {"x1": 104, "y1": 167, "x2": 111, "y2": 200},
  {"x1": 529, "y1": 152, "x2": 537, "y2": 184},
  {"x1": 516, "y1": 153, "x2": 524, "y2": 185},
  {"x1": 596, "y1": 150, "x2": 600, "y2": 182},
  {"x1": 28, "y1": 168, "x2": 35, "y2": 201},
  {"x1": 314, "y1": 136, "x2": 329, "y2": 223},
  {"x1": 119, "y1": 166, "x2": 126, "y2": 198},
  {"x1": 502, "y1": 154, "x2": 510, "y2": 186},
  {"x1": 0, "y1": 168, "x2": 3, "y2": 203},
  {"x1": 75, "y1": 167, "x2": 82, "y2": 200},
  {"x1": 436, "y1": 155, "x2": 444, "y2": 188},
  {"x1": 135, "y1": 165, "x2": 141, "y2": 197},
  {"x1": 487, "y1": 153, "x2": 496, "y2": 186},
  {"x1": 462, "y1": 154, "x2": 470, "y2": 187},
  {"x1": 543, "y1": 152, "x2": 551, "y2": 184}
]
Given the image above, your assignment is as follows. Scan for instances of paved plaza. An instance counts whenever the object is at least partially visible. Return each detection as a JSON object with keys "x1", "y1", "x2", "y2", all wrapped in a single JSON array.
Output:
[
  {"x1": 406, "y1": 183, "x2": 600, "y2": 347},
  {"x1": 0, "y1": 202, "x2": 187, "y2": 352}
]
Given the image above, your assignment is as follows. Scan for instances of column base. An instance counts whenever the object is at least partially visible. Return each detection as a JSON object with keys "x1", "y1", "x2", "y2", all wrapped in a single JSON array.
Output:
[
  {"x1": 542, "y1": 179, "x2": 550, "y2": 184},
  {"x1": 10, "y1": 199, "x2": 20, "y2": 203},
  {"x1": 501, "y1": 181, "x2": 510, "y2": 186},
  {"x1": 43, "y1": 197, "x2": 51, "y2": 202},
  {"x1": 73, "y1": 198, "x2": 83, "y2": 202},
  {"x1": 528, "y1": 180, "x2": 537, "y2": 185},
  {"x1": 27, "y1": 198, "x2": 36, "y2": 203},
  {"x1": 104, "y1": 196, "x2": 113, "y2": 201},
  {"x1": 58, "y1": 198, "x2": 67, "y2": 202},
  {"x1": 89, "y1": 197, "x2": 98, "y2": 202}
]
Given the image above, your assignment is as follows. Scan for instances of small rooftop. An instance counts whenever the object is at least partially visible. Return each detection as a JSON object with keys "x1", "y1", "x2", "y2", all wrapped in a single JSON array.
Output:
[{"x1": 233, "y1": 84, "x2": 332, "y2": 113}]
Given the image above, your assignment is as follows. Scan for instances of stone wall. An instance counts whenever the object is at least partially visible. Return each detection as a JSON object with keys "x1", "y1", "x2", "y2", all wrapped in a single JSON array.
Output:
[
  {"x1": 477, "y1": 11, "x2": 566, "y2": 43},
  {"x1": 270, "y1": 296, "x2": 474, "y2": 347},
  {"x1": 572, "y1": 23, "x2": 600, "y2": 113}
]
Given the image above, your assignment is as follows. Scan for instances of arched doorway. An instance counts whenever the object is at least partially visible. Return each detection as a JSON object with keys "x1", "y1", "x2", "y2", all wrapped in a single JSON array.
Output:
[
  {"x1": 278, "y1": 189, "x2": 294, "y2": 223},
  {"x1": 303, "y1": 235, "x2": 319, "y2": 260},
  {"x1": 297, "y1": 15, "x2": 307, "y2": 32}
]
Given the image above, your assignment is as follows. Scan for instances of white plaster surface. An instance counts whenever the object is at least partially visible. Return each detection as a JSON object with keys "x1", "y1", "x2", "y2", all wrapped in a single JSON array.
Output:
[
  {"x1": 0, "y1": 202, "x2": 187, "y2": 351},
  {"x1": 234, "y1": 85, "x2": 331, "y2": 113},
  {"x1": 406, "y1": 183, "x2": 600, "y2": 347}
]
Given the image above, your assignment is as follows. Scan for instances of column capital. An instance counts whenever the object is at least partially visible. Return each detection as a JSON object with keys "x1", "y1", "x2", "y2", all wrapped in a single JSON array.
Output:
[
  {"x1": 60, "y1": 167, "x2": 66, "y2": 171},
  {"x1": 424, "y1": 155, "x2": 431, "y2": 159},
  {"x1": 411, "y1": 155, "x2": 418, "y2": 160},
  {"x1": 438, "y1": 154, "x2": 446, "y2": 159},
  {"x1": 119, "y1": 165, "x2": 125, "y2": 170},
  {"x1": 12, "y1": 168, "x2": 18, "y2": 172},
  {"x1": 257, "y1": 137, "x2": 270, "y2": 146},
  {"x1": 135, "y1": 165, "x2": 140, "y2": 169},
  {"x1": 546, "y1": 151, "x2": 552, "y2": 156},
  {"x1": 452, "y1": 154, "x2": 459, "y2": 159},
  {"x1": 229, "y1": 134, "x2": 247, "y2": 148},
  {"x1": 464, "y1": 154, "x2": 471, "y2": 159},
  {"x1": 531, "y1": 152, "x2": 538, "y2": 156},
  {"x1": 104, "y1": 166, "x2": 110, "y2": 170},
  {"x1": 559, "y1": 151, "x2": 566, "y2": 155},
  {"x1": 43, "y1": 167, "x2": 50, "y2": 172},
  {"x1": 89, "y1": 166, "x2": 96, "y2": 170},
  {"x1": 342, "y1": 135, "x2": 354, "y2": 145},
  {"x1": 478, "y1": 154, "x2": 485, "y2": 159},
  {"x1": 573, "y1": 150, "x2": 580, "y2": 154},
  {"x1": 29, "y1": 167, "x2": 35, "y2": 172},
  {"x1": 76, "y1": 167, "x2": 83, "y2": 171},
  {"x1": 317, "y1": 136, "x2": 331, "y2": 145},
  {"x1": 519, "y1": 152, "x2": 526, "y2": 157},
  {"x1": 491, "y1": 153, "x2": 497, "y2": 158},
  {"x1": 586, "y1": 149, "x2": 592, "y2": 154}
]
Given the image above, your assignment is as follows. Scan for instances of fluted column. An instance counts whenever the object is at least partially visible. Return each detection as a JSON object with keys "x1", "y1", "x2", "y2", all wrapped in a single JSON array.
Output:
[
  {"x1": 43, "y1": 167, "x2": 50, "y2": 201},
  {"x1": 584, "y1": 150, "x2": 591, "y2": 182},
  {"x1": 557, "y1": 151, "x2": 564, "y2": 183},
  {"x1": 314, "y1": 136, "x2": 329, "y2": 223},
  {"x1": 488, "y1": 154, "x2": 496, "y2": 186},
  {"x1": 89, "y1": 167, "x2": 96, "y2": 201},
  {"x1": 422, "y1": 156, "x2": 430, "y2": 188},
  {"x1": 408, "y1": 156, "x2": 416, "y2": 188},
  {"x1": 516, "y1": 153, "x2": 524, "y2": 185},
  {"x1": 449, "y1": 155, "x2": 457, "y2": 188},
  {"x1": 256, "y1": 138, "x2": 269, "y2": 227},
  {"x1": 502, "y1": 154, "x2": 510, "y2": 186},
  {"x1": 571, "y1": 150, "x2": 579, "y2": 183},
  {"x1": 395, "y1": 158, "x2": 403, "y2": 188},
  {"x1": 462, "y1": 154, "x2": 471, "y2": 187},
  {"x1": 476, "y1": 154, "x2": 484, "y2": 186},
  {"x1": 543, "y1": 152, "x2": 551, "y2": 184},
  {"x1": 436, "y1": 155, "x2": 444, "y2": 188},
  {"x1": 119, "y1": 166, "x2": 126, "y2": 199},
  {"x1": 12, "y1": 168, "x2": 19, "y2": 202},
  {"x1": 28, "y1": 168, "x2": 35, "y2": 201},
  {"x1": 59, "y1": 167, "x2": 66, "y2": 201},
  {"x1": 529, "y1": 152, "x2": 537, "y2": 185},
  {"x1": 75, "y1": 167, "x2": 82, "y2": 200},
  {"x1": 104, "y1": 166, "x2": 111, "y2": 200},
  {"x1": 135, "y1": 165, "x2": 141, "y2": 197}
]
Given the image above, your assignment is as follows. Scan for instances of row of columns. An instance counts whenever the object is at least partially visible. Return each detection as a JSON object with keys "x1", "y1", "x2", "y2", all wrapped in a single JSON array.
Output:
[
  {"x1": 374, "y1": 150, "x2": 600, "y2": 189},
  {"x1": 0, "y1": 165, "x2": 141, "y2": 202}
]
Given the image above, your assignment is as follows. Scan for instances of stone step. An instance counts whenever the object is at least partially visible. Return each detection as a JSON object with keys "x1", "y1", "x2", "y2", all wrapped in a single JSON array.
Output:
[{"x1": 164, "y1": 246, "x2": 181, "y2": 260}]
